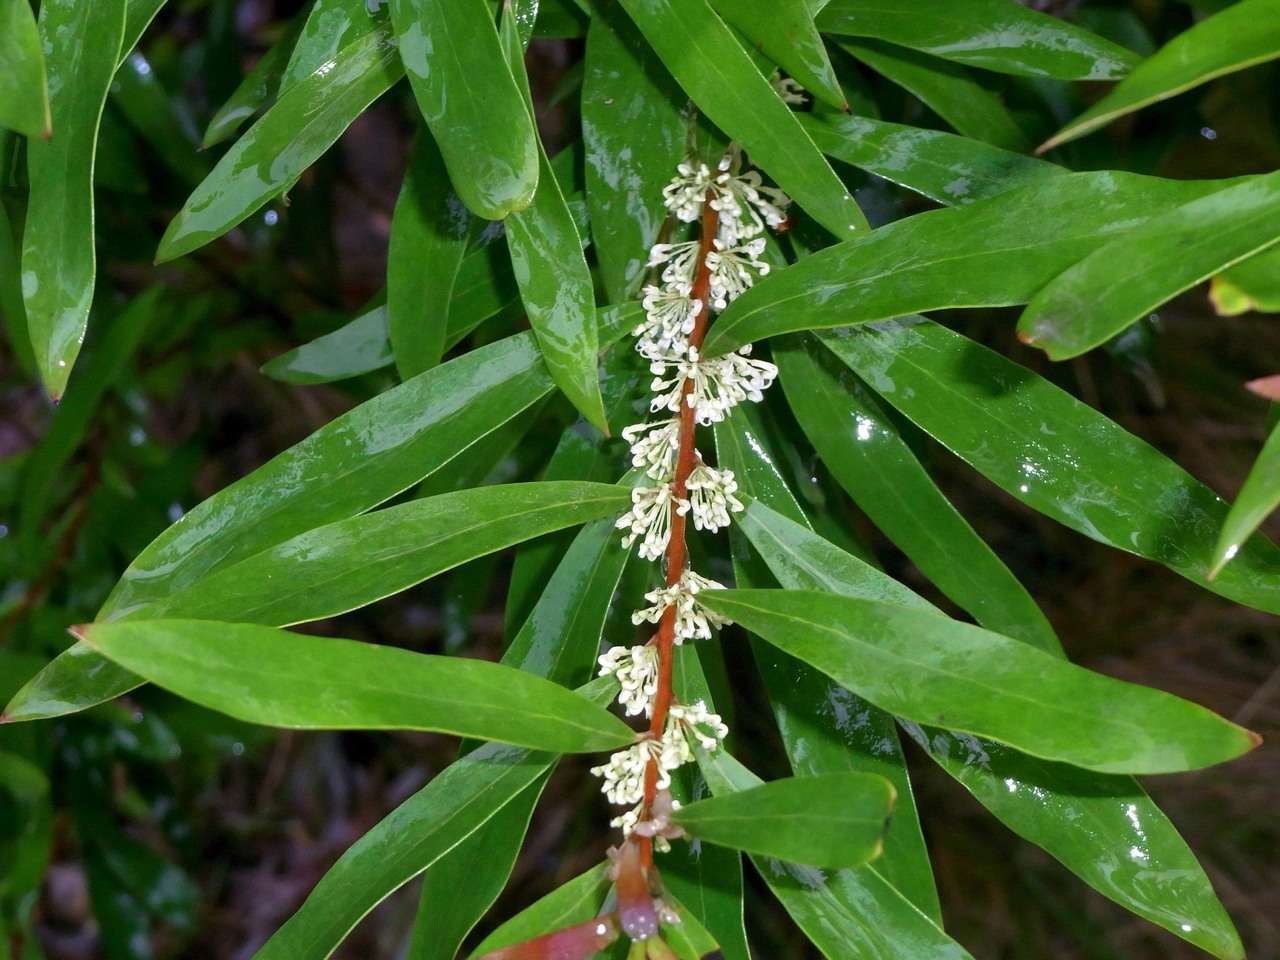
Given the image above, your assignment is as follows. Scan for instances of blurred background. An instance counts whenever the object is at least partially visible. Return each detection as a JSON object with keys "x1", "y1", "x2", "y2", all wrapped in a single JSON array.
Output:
[{"x1": 1, "y1": 0, "x2": 1277, "y2": 957}]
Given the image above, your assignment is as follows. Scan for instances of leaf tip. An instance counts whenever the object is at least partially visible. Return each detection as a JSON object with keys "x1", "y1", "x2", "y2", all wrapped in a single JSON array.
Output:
[{"x1": 68, "y1": 623, "x2": 91, "y2": 644}]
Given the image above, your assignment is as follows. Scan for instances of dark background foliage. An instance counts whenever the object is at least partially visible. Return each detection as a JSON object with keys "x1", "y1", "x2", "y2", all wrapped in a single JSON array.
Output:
[{"x1": 1, "y1": 0, "x2": 1277, "y2": 957}]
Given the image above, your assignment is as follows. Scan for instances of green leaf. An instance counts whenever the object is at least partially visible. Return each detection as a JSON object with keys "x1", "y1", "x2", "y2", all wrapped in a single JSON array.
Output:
[
  {"x1": 260, "y1": 294, "x2": 395, "y2": 385},
  {"x1": 1212, "y1": 419, "x2": 1280, "y2": 579},
  {"x1": 618, "y1": 0, "x2": 869, "y2": 239},
  {"x1": 156, "y1": 23, "x2": 403, "y2": 263},
  {"x1": 388, "y1": 132, "x2": 471, "y2": 378},
  {"x1": 79, "y1": 619, "x2": 634, "y2": 752},
  {"x1": 390, "y1": 0, "x2": 539, "y2": 220},
  {"x1": 582, "y1": 0, "x2": 687, "y2": 303},
  {"x1": 818, "y1": 0, "x2": 1138, "y2": 80},
  {"x1": 143, "y1": 481, "x2": 631, "y2": 626},
  {"x1": 700, "y1": 588, "x2": 1258, "y2": 773},
  {"x1": 673, "y1": 772, "x2": 895, "y2": 869},
  {"x1": 824, "y1": 317, "x2": 1280, "y2": 615},
  {"x1": 660, "y1": 890, "x2": 724, "y2": 960},
  {"x1": 775, "y1": 335, "x2": 1060, "y2": 653},
  {"x1": 800, "y1": 112, "x2": 1063, "y2": 205},
  {"x1": 1019, "y1": 169, "x2": 1280, "y2": 359},
  {"x1": 3, "y1": 312, "x2": 639, "y2": 723},
  {"x1": 0, "y1": 0, "x2": 50, "y2": 138},
  {"x1": 0, "y1": 195, "x2": 35, "y2": 380},
  {"x1": 1212, "y1": 245, "x2": 1280, "y2": 316},
  {"x1": 202, "y1": 15, "x2": 304, "y2": 148},
  {"x1": 21, "y1": 0, "x2": 127, "y2": 400},
  {"x1": 837, "y1": 39, "x2": 1029, "y2": 151},
  {"x1": 712, "y1": 0, "x2": 847, "y2": 110},
  {"x1": 467, "y1": 862, "x2": 612, "y2": 958},
  {"x1": 702, "y1": 171, "x2": 1231, "y2": 356},
  {"x1": 111, "y1": 52, "x2": 210, "y2": 187},
  {"x1": 1041, "y1": 0, "x2": 1280, "y2": 151},
  {"x1": 121, "y1": 0, "x2": 167, "y2": 60},
  {"x1": 500, "y1": 10, "x2": 610, "y2": 434},
  {"x1": 734, "y1": 503, "x2": 1245, "y2": 959},
  {"x1": 281, "y1": 0, "x2": 381, "y2": 92}
]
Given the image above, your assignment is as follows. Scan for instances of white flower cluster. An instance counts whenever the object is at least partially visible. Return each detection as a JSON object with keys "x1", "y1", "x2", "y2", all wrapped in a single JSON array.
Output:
[{"x1": 595, "y1": 153, "x2": 791, "y2": 840}]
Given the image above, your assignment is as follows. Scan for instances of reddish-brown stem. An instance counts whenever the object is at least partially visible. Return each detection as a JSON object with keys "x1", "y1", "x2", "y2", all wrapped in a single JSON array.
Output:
[{"x1": 638, "y1": 193, "x2": 720, "y2": 867}]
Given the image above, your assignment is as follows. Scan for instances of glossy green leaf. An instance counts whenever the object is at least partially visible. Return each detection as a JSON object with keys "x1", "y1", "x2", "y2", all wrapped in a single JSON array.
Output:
[
  {"x1": 256, "y1": 680, "x2": 616, "y2": 960},
  {"x1": 837, "y1": 39, "x2": 1029, "y2": 151},
  {"x1": 1041, "y1": 0, "x2": 1280, "y2": 151},
  {"x1": 202, "y1": 15, "x2": 305, "y2": 149},
  {"x1": 800, "y1": 112, "x2": 1063, "y2": 205},
  {"x1": 0, "y1": 0, "x2": 50, "y2": 138},
  {"x1": 1212, "y1": 420, "x2": 1280, "y2": 579},
  {"x1": 618, "y1": 0, "x2": 869, "y2": 239},
  {"x1": 702, "y1": 171, "x2": 1231, "y2": 356},
  {"x1": 501, "y1": 11, "x2": 610, "y2": 435},
  {"x1": 79, "y1": 619, "x2": 634, "y2": 752},
  {"x1": 1212, "y1": 245, "x2": 1280, "y2": 316},
  {"x1": 818, "y1": 0, "x2": 1138, "y2": 80},
  {"x1": 673, "y1": 772, "x2": 894, "y2": 869},
  {"x1": 260, "y1": 295, "x2": 395, "y2": 384},
  {"x1": 1019, "y1": 170, "x2": 1280, "y2": 360},
  {"x1": 390, "y1": 0, "x2": 539, "y2": 220},
  {"x1": 714, "y1": 406, "x2": 941, "y2": 920},
  {"x1": 660, "y1": 891, "x2": 723, "y2": 960},
  {"x1": 582, "y1": 0, "x2": 686, "y2": 303},
  {"x1": 824, "y1": 318, "x2": 1280, "y2": 615},
  {"x1": 156, "y1": 24, "x2": 403, "y2": 263},
  {"x1": 701, "y1": 589, "x2": 1258, "y2": 773},
  {"x1": 388, "y1": 132, "x2": 470, "y2": 378},
  {"x1": 467, "y1": 862, "x2": 612, "y2": 958},
  {"x1": 21, "y1": 0, "x2": 127, "y2": 400},
  {"x1": 776, "y1": 335, "x2": 1060, "y2": 652},
  {"x1": 281, "y1": 0, "x2": 381, "y2": 92},
  {"x1": 712, "y1": 0, "x2": 846, "y2": 109},
  {"x1": 3, "y1": 312, "x2": 640, "y2": 723}
]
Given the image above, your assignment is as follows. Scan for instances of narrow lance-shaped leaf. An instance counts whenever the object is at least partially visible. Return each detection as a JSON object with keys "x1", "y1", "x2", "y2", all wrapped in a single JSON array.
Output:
[
  {"x1": 740, "y1": 502, "x2": 1246, "y2": 959},
  {"x1": 1019, "y1": 169, "x2": 1280, "y2": 360},
  {"x1": 702, "y1": 171, "x2": 1232, "y2": 356},
  {"x1": 618, "y1": 0, "x2": 868, "y2": 238},
  {"x1": 156, "y1": 24, "x2": 403, "y2": 263},
  {"x1": 673, "y1": 773, "x2": 895, "y2": 869},
  {"x1": 711, "y1": 0, "x2": 846, "y2": 109},
  {"x1": 701, "y1": 588, "x2": 1259, "y2": 774},
  {"x1": 22, "y1": 0, "x2": 127, "y2": 400},
  {"x1": 390, "y1": 0, "x2": 539, "y2": 219},
  {"x1": 280, "y1": 0, "x2": 382, "y2": 92},
  {"x1": 823, "y1": 317, "x2": 1280, "y2": 616},
  {"x1": 0, "y1": 0, "x2": 51, "y2": 138},
  {"x1": 201, "y1": 14, "x2": 305, "y2": 148},
  {"x1": 817, "y1": 0, "x2": 1138, "y2": 80},
  {"x1": 388, "y1": 131, "x2": 471, "y2": 378},
  {"x1": 1041, "y1": 0, "x2": 1280, "y2": 152},
  {"x1": 1212, "y1": 419, "x2": 1280, "y2": 580},
  {"x1": 837, "y1": 39, "x2": 1029, "y2": 152},
  {"x1": 582, "y1": 0, "x2": 686, "y2": 303},
  {"x1": 78, "y1": 620, "x2": 635, "y2": 753},
  {"x1": 121, "y1": 0, "x2": 167, "y2": 62},
  {"x1": 0, "y1": 195, "x2": 34, "y2": 378},
  {"x1": 467, "y1": 862, "x2": 612, "y2": 958},
  {"x1": 111, "y1": 53, "x2": 210, "y2": 187}
]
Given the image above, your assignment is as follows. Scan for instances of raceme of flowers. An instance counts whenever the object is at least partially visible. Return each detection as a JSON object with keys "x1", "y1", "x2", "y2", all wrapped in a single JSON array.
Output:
[{"x1": 594, "y1": 149, "x2": 788, "y2": 849}]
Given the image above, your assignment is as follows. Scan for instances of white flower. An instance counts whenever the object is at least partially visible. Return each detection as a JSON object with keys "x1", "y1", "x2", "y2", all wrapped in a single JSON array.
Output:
[
  {"x1": 610, "y1": 802, "x2": 644, "y2": 836},
  {"x1": 631, "y1": 569, "x2": 732, "y2": 643},
  {"x1": 668, "y1": 700, "x2": 729, "y2": 752},
  {"x1": 647, "y1": 240, "x2": 701, "y2": 288},
  {"x1": 591, "y1": 738, "x2": 670, "y2": 805},
  {"x1": 622, "y1": 418, "x2": 681, "y2": 482},
  {"x1": 635, "y1": 283, "x2": 699, "y2": 355},
  {"x1": 770, "y1": 71, "x2": 808, "y2": 107},
  {"x1": 650, "y1": 345, "x2": 779, "y2": 425},
  {"x1": 706, "y1": 236, "x2": 769, "y2": 310},
  {"x1": 615, "y1": 484, "x2": 685, "y2": 561},
  {"x1": 598, "y1": 644, "x2": 660, "y2": 717},
  {"x1": 685, "y1": 463, "x2": 743, "y2": 532},
  {"x1": 662, "y1": 161, "x2": 713, "y2": 222},
  {"x1": 646, "y1": 346, "x2": 697, "y2": 417}
]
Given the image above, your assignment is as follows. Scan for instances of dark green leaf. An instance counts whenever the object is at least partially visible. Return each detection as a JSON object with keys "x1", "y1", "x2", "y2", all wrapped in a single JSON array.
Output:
[
  {"x1": 121, "y1": 0, "x2": 166, "y2": 60},
  {"x1": 201, "y1": 15, "x2": 305, "y2": 148},
  {"x1": 818, "y1": 0, "x2": 1138, "y2": 79},
  {"x1": 21, "y1": 0, "x2": 127, "y2": 399},
  {"x1": 618, "y1": 0, "x2": 869, "y2": 238},
  {"x1": 388, "y1": 132, "x2": 470, "y2": 378},
  {"x1": 712, "y1": 0, "x2": 846, "y2": 109},
  {"x1": 703, "y1": 171, "x2": 1231, "y2": 356},
  {"x1": 110, "y1": 52, "x2": 209, "y2": 186},
  {"x1": 79, "y1": 619, "x2": 635, "y2": 752},
  {"x1": 673, "y1": 772, "x2": 895, "y2": 869},
  {"x1": 281, "y1": 0, "x2": 381, "y2": 92},
  {"x1": 260, "y1": 294, "x2": 395, "y2": 385},
  {"x1": 1019, "y1": 170, "x2": 1280, "y2": 359},
  {"x1": 1041, "y1": 0, "x2": 1280, "y2": 151},
  {"x1": 824, "y1": 317, "x2": 1280, "y2": 614},
  {"x1": 1211, "y1": 246, "x2": 1280, "y2": 316},
  {"x1": 700, "y1": 588, "x2": 1258, "y2": 773},
  {"x1": 156, "y1": 24, "x2": 403, "y2": 263},
  {"x1": 0, "y1": 0, "x2": 50, "y2": 138},
  {"x1": 1212, "y1": 420, "x2": 1280, "y2": 579},
  {"x1": 467, "y1": 862, "x2": 612, "y2": 958},
  {"x1": 0, "y1": 196, "x2": 33, "y2": 377},
  {"x1": 390, "y1": 0, "x2": 539, "y2": 219}
]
